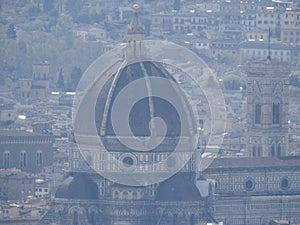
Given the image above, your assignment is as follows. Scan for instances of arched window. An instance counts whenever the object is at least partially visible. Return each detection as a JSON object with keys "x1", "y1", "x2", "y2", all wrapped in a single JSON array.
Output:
[
  {"x1": 271, "y1": 144, "x2": 275, "y2": 157},
  {"x1": 257, "y1": 146, "x2": 262, "y2": 157},
  {"x1": 3, "y1": 151, "x2": 10, "y2": 169},
  {"x1": 90, "y1": 211, "x2": 96, "y2": 225},
  {"x1": 73, "y1": 211, "x2": 79, "y2": 225},
  {"x1": 114, "y1": 191, "x2": 119, "y2": 199},
  {"x1": 255, "y1": 103, "x2": 261, "y2": 124},
  {"x1": 252, "y1": 146, "x2": 256, "y2": 157},
  {"x1": 20, "y1": 151, "x2": 27, "y2": 168},
  {"x1": 36, "y1": 151, "x2": 42, "y2": 167},
  {"x1": 273, "y1": 102, "x2": 280, "y2": 124},
  {"x1": 173, "y1": 214, "x2": 178, "y2": 225},
  {"x1": 190, "y1": 214, "x2": 195, "y2": 225},
  {"x1": 123, "y1": 191, "x2": 129, "y2": 200},
  {"x1": 277, "y1": 144, "x2": 281, "y2": 157},
  {"x1": 132, "y1": 191, "x2": 138, "y2": 200}
]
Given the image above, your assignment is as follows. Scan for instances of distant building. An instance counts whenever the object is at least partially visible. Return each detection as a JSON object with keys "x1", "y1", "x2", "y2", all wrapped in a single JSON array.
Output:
[
  {"x1": 73, "y1": 26, "x2": 107, "y2": 42},
  {"x1": 246, "y1": 59, "x2": 290, "y2": 157},
  {"x1": 0, "y1": 196, "x2": 48, "y2": 224},
  {"x1": 203, "y1": 56, "x2": 300, "y2": 225},
  {"x1": 39, "y1": 6, "x2": 217, "y2": 225},
  {"x1": 280, "y1": 9, "x2": 300, "y2": 45},
  {"x1": 172, "y1": 13, "x2": 208, "y2": 34},
  {"x1": 210, "y1": 39, "x2": 241, "y2": 61},
  {"x1": 239, "y1": 41, "x2": 292, "y2": 62},
  {"x1": 16, "y1": 62, "x2": 50, "y2": 104},
  {"x1": 0, "y1": 130, "x2": 55, "y2": 173},
  {"x1": 245, "y1": 29, "x2": 269, "y2": 41},
  {"x1": 255, "y1": 7, "x2": 281, "y2": 39},
  {"x1": 32, "y1": 122, "x2": 52, "y2": 135},
  {"x1": 240, "y1": 10, "x2": 257, "y2": 31},
  {"x1": 0, "y1": 102, "x2": 17, "y2": 125},
  {"x1": 0, "y1": 169, "x2": 36, "y2": 200},
  {"x1": 203, "y1": 157, "x2": 300, "y2": 225},
  {"x1": 151, "y1": 12, "x2": 174, "y2": 36},
  {"x1": 35, "y1": 179, "x2": 50, "y2": 198},
  {"x1": 38, "y1": 3, "x2": 300, "y2": 225}
]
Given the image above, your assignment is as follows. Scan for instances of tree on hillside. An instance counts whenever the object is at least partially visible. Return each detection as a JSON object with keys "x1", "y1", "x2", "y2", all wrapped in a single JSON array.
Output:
[
  {"x1": 69, "y1": 67, "x2": 83, "y2": 91},
  {"x1": 174, "y1": 0, "x2": 180, "y2": 11},
  {"x1": 43, "y1": 0, "x2": 54, "y2": 13},
  {"x1": 57, "y1": 68, "x2": 65, "y2": 89},
  {"x1": 75, "y1": 13, "x2": 91, "y2": 24},
  {"x1": 28, "y1": 5, "x2": 41, "y2": 17},
  {"x1": 7, "y1": 23, "x2": 16, "y2": 39},
  {"x1": 65, "y1": 0, "x2": 81, "y2": 19}
]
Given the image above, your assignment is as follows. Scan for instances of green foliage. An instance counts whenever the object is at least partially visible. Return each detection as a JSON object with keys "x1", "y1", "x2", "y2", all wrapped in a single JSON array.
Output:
[
  {"x1": 69, "y1": 67, "x2": 83, "y2": 91},
  {"x1": 7, "y1": 23, "x2": 16, "y2": 39},
  {"x1": 65, "y1": 0, "x2": 81, "y2": 19},
  {"x1": 221, "y1": 74, "x2": 246, "y2": 91},
  {"x1": 57, "y1": 68, "x2": 65, "y2": 89},
  {"x1": 0, "y1": 0, "x2": 108, "y2": 86},
  {"x1": 91, "y1": 11, "x2": 106, "y2": 24},
  {"x1": 28, "y1": 5, "x2": 41, "y2": 17},
  {"x1": 75, "y1": 13, "x2": 91, "y2": 24},
  {"x1": 43, "y1": 0, "x2": 54, "y2": 13},
  {"x1": 174, "y1": 0, "x2": 180, "y2": 10}
]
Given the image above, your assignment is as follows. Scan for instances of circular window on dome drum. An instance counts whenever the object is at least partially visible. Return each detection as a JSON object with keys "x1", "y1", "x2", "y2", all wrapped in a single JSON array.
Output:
[
  {"x1": 280, "y1": 177, "x2": 290, "y2": 190},
  {"x1": 123, "y1": 156, "x2": 134, "y2": 167},
  {"x1": 119, "y1": 153, "x2": 137, "y2": 170},
  {"x1": 244, "y1": 178, "x2": 255, "y2": 191}
]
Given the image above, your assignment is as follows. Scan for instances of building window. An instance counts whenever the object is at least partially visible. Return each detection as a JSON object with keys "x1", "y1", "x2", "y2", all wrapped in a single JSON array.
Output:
[
  {"x1": 132, "y1": 191, "x2": 138, "y2": 200},
  {"x1": 3, "y1": 151, "x2": 10, "y2": 169},
  {"x1": 252, "y1": 146, "x2": 256, "y2": 157},
  {"x1": 173, "y1": 214, "x2": 178, "y2": 225},
  {"x1": 245, "y1": 178, "x2": 255, "y2": 191},
  {"x1": 257, "y1": 146, "x2": 262, "y2": 157},
  {"x1": 36, "y1": 151, "x2": 42, "y2": 167},
  {"x1": 273, "y1": 103, "x2": 280, "y2": 124},
  {"x1": 255, "y1": 103, "x2": 261, "y2": 124},
  {"x1": 277, "y1": 143, "x2": 281, "y2": 157},
  {"x1": 190, "y1": 214, "x2": 195, "y2": 225},
  {"x1": 20, "y1": 151, "x2": 27, "y2": 168},
  {"x1": 123, "y1": 191, "x2": 129, "y2": 200},
  {"x1": 280, "y1": 177, "x2": 290, "y2": 190},
  {"x1": 114, "y1": 191, "x2": 119, "y2": 199},
  {"x1": 271, "y1": 144, "x2": 275, "y2": 157},
  {"x1": 90, "y1": 211, "x2": 96, "y2": 225},
  {"x1": 73, "y1": 211, "x2": 79, "y2": 225}
]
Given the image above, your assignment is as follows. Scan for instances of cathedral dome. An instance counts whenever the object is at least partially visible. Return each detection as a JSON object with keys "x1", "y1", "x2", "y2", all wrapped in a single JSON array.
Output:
[
  {"x1": 55, "y1": 174, "x2": 99, "y2": 200},
  {"x1": 94, "y1": 60, "x2": 196, "y2": 152},
  {"x1": 156, "y1": 174, "x2": 201, "y2": 201}
]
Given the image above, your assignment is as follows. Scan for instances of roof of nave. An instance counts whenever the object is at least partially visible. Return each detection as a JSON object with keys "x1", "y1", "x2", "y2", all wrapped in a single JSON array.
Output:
[{"x1": 206, "y1": 156, "x2": 300, "y2": 172}]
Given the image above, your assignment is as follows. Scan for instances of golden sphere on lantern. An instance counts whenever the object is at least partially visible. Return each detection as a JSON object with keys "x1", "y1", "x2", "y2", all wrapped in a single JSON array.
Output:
[{"x1": 133, "y1": 3, "x2": 139, "y2": 12}]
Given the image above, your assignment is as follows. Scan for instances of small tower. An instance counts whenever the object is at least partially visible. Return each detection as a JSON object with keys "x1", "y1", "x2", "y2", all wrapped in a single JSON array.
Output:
[
  {"x1": 246, "y1": 59, "x2": 290, "y2": 158},
  {"x1": 125, "y1": 3, "x2": 145, "y2": 60},
  {"x1": 32, "y1": 62, "x2": 49, "y2": 81},
  {"x1": 31, "y1": 62, "x2": 50, "y2": 99}
]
